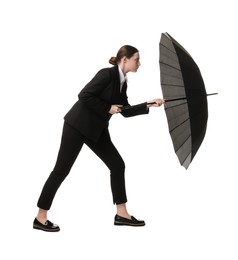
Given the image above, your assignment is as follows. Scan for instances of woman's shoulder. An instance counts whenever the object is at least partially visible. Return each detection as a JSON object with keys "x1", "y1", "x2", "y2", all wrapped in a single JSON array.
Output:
[
  {"x1": 97, "y1": 65, "x2": 117, "y2": 74},
  {"x1": 94, "y1": 65, "x2": 118, "y2": 79},
  {"x1": 86, "y1": 66, "x2": 117, "y2": 85}
]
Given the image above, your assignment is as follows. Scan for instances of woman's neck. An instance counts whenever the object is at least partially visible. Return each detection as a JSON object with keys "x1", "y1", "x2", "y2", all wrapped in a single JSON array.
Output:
[{"x1": 118, "y1": 63, "x2": 127, "y2": 75}]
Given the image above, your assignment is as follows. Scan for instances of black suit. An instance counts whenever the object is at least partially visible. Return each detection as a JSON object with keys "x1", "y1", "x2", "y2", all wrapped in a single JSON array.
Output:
[
  {"x1": 64, "y1": 65, "x2": 149, "y2": 142},
  {"x1": 37, "y1": 65, "x2": 149, "y2": 210}
]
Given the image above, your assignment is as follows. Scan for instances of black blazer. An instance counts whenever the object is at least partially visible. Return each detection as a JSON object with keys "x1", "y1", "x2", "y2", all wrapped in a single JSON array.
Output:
[{"x1": 64, "y1": 65, "x2": 149, "y2": 142}]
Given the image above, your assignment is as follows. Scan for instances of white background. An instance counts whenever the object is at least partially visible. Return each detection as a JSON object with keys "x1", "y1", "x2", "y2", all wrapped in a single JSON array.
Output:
[{"x1": 0, "y1": 0, "x2": 237, "y2": 259}]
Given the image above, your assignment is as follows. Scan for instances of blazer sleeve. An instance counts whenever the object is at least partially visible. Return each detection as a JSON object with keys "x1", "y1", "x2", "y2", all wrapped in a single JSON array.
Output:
[
  {"x1": 120, "y1": 102, "x2": 149, "y2": 117},
  {"x1": 78, "y1": 68, "x2": 112, "y2": 118}
]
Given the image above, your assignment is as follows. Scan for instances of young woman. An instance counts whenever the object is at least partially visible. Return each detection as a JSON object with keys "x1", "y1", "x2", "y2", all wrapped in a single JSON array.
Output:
[{"x1": 33, "y1": 45, "x2": 165, "y2": 232}]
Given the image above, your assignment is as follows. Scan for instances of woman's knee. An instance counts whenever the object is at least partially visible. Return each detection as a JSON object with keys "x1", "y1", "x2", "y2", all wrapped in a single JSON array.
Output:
[{"x1": 110, "y1": 157, "x2": 125, "y2": 173}]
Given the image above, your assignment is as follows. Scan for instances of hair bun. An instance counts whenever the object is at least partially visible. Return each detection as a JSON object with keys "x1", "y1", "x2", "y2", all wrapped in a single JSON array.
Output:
[{"x1": 109, "y1": 56, "x2": 118, "y2": 65}]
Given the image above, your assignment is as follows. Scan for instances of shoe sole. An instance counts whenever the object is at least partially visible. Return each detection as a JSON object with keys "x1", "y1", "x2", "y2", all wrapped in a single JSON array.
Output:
[{"x1": 114, "y1": 222, "x2": 145, "y2": 227}]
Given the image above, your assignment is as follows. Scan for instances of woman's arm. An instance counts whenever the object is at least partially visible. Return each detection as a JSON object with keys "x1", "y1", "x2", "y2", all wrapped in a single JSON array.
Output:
[
  {"x1": 120, "y1": 99, "x2": 165, "y2": 117},
  {"x1": 120, "y1": 102, "x2": 149, "y2": 117}
]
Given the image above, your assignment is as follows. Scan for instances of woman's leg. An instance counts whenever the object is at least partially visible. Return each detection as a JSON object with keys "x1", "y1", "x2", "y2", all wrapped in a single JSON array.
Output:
[
  {"x1": 116, "y1": 203, "x2": 131, "y2": 219},
  {"x1": 86, "y1": 129, "x2": 131, "y2": 219},
  {"x1": 36, "y1": 123, "x2": 85, "y2": 222}
]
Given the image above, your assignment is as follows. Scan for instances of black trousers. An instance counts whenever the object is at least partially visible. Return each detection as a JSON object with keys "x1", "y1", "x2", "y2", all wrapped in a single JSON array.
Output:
[{"x1": 37, "y1": 122, "x2": 127, "y2": 210}]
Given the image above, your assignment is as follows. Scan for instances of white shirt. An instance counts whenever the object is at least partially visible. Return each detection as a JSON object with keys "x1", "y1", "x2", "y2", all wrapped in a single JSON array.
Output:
[{"x1": 118, "y1": 66, "x2": 127, "y2": 92}]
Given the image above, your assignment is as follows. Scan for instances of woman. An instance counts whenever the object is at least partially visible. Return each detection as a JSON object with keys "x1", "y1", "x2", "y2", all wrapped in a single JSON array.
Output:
[{"x1": 33, "y1": 45, "x2": 165, "y2": 232}]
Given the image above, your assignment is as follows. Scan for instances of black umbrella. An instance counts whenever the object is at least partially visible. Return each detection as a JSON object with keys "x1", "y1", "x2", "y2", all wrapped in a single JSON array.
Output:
[{"x1": 159, "y1": 32, "x2": 217, "y2": 169}]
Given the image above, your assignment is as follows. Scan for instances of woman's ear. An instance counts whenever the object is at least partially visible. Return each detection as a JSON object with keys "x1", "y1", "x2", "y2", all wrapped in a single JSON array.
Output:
[{"x1": 122, "y1": 56, "x2": 127, "y2": 63}]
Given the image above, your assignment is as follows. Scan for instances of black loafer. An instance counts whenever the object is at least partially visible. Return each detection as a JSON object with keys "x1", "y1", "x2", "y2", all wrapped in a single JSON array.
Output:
[
  {"x1": 33, "y1": 218, "x2": 60, "y2": 232},
  {"x1": 114, "y1": 214, "x2": 145, "y2": 227}
]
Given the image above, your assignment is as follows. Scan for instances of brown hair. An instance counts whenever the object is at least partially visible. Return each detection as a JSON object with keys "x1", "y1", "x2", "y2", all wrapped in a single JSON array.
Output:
[{"x1": 109, "y1": 45, "x2": 139, "y2": 65}]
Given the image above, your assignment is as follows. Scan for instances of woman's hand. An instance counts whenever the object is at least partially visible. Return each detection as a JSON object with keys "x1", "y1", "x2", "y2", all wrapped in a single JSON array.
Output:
[
  {"x1": 109, "y1": 104, "x2": 123, "y2": 115},
  {"x1": 147, "y1": 98, "x2": 165, "y2": 107}
]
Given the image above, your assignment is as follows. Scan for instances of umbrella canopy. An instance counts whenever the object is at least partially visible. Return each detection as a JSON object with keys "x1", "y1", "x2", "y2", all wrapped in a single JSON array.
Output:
[{"x1": 159, "y1": 32, "x2": 208, "y2": 169}]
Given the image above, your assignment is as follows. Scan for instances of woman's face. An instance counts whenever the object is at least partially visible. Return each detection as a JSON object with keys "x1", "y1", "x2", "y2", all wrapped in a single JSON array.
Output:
[{"x1": 126, "y1": 52, "x2": 141, "y2": 72}]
